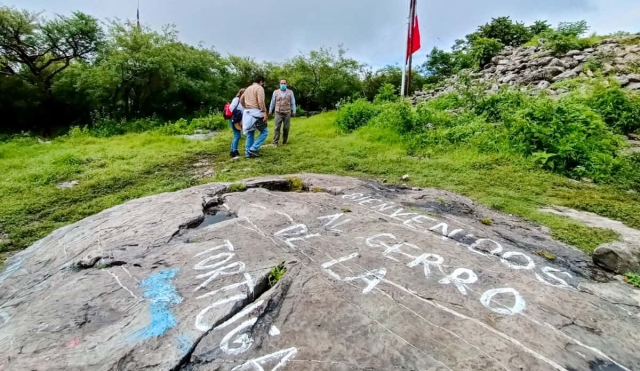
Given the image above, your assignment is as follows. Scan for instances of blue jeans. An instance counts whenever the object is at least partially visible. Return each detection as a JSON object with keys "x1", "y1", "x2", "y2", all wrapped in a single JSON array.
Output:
[
  {"x1": 245, "y1": 126, "x2": 269, "y2": 157},
  {"x1": 229, "y1": 120, "x2": 241, "y2": 153}
]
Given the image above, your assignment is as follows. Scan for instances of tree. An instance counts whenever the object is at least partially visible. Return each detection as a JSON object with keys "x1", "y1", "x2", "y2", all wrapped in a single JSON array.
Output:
[
  {"x1": 71, "y1": 21, "x2": 232, "y2": 120},
  {"x1": 529, "y1": 20, "x2": 552, "y2": 36},
  {"x1": 0, "y1": 6, "x2": 102, "y2": 96},
  {"x1": 422, "y1": 47, "x2": 473, "y2": 80},
  {"x1": 227, "y1": 55, "x2": 265, "y2": 91},
  {"x1": 283, "y1": 47, "x2": 365, "y2": 110},
  {"x1": 362, "y1": 65, "x2": 430, "y2": 100},
  {"x1": 474, "y1": 16, "x2": 532, "y2": 48},
  {"x1": 556, "y1": 20, "x2": 589, "y2": 37}
]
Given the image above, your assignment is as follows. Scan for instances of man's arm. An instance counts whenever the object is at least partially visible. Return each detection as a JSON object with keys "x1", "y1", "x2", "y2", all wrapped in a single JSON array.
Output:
[
  {"x1": 269, "y1": 91, "x2": 276, "y2": 114},
  {"x1": 290, "y1": 91, "x2": 296, "y2": 115},
  {"x1": 258, "y1": 88, "x2": 267, "y2": 119},
  {"x1": 240, "y1": 94, "x2": 246, "y2": 108}
]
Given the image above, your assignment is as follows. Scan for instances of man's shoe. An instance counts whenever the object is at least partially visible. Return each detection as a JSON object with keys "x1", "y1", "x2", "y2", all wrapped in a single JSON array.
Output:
[
  {"x1": 248, "y1": 150, "x2": 261, "y2": 158},
  {"x1": 230, "y1": 151, "x2": 240, "y2": 159}
]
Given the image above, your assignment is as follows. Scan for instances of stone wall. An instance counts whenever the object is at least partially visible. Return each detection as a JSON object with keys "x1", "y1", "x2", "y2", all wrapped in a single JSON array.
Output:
[{"x1": 413, "y1": 35, "x2": 640, "y2": 104}]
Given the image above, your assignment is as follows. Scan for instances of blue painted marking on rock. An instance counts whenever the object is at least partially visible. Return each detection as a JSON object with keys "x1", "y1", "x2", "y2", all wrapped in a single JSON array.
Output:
[
  {"x1": 130, "y1": 269, "x2": 183, "y2": 341},
  {"x1": 177, "y1": 335, "x2": 192, "y2": 354}
]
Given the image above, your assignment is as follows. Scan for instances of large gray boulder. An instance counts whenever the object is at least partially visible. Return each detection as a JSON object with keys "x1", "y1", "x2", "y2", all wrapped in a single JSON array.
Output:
[
  {"x1": 626, "y1": 82, "x2": 640, "y2": 90},
  {"x1": 628, "y1": 74, "x2": 640, "y2": 82},
  {"x1": 541, "y1": 206, "x2": 640, "y2": 275},
  {"x1": 1, "y1": 175, "x2": 639, "y2": 371},
  {"x1": 593, "y1": 242, "x2": 640, "y2": 273},
  {"x1": 615, "y1": 75, "x2": 631, "y2": 87}
]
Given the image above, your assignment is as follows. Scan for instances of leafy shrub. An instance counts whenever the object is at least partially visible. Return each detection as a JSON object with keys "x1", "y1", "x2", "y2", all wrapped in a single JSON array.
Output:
[
  {"x1": 335, "y1": 99, "x2": 380, "y2": 132},
  {"x1": 415, "y1": 103, "x2": 454, "y2": 128},
  {"x1": 582, "y1": 58, "x2": 603, "y2": 73},
  {"x1": 413, "y1": 84, "x2": 633, "y2": 183},
  {"x1": 296, "y1": 105, "x2": 307, "y2": 116},
  {"x1": 425, "y1": 93, "x2": 465, "y2": 111},
  {"x1": 424, "y1": 121, "x2": 498, "y2": 148},
  {"x1": 190, "y1": 113, "x2": 228, "y2": 131},
  {"x1": 504, "y1": 96, "x2": 624, "y2": 178},
  {"x1": 373, "y1": 83, "x2": 398, "y2": 104},
  {"x1": 540, "y1": 20, "x2": 594, "y2": 54},
  {"x1": 90, "y1": 117, "x2": 161, "y2": 137},
  {"x1": 474, "y1": 88, "x2": 529, "y2": 122},
  {"x1": 586, "y1": 84, "x2": 640, "y2": 134},
  {"x1": 68, "y1": 126, "x2": 90, "y2": 138},
  {"x1": 470, "y1": 37, "x2": 504, "y2": 67},
  {"x1": 369, "y1": 101, "x2": 416, "y2": 133},
  {"x1": 156, "y1": 114, "x2": 228, "y2": 136},
  {"x1": 158, "y1": 119, "x2": 190, "y2": 135}
]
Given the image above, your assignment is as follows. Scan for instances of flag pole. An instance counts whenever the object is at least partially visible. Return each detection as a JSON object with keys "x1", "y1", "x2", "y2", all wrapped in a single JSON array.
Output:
[
  {"x1": 400, "y1": 0, "x2": 412, "y2": 97},
  {"x1": 407, "y1": 0, "x2": 417, "y2": 95}
]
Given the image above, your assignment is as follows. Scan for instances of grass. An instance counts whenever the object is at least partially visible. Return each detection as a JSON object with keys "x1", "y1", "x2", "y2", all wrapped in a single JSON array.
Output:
[
  {"x1": 228, "y1": 183, "x2": 247, "y2": 193},
  {"x1": 624, "y1": 272, "x2": 640, "y2": 288},
  {"x1": 1, "y1": 112, "x2": 638, "y2": 259}
]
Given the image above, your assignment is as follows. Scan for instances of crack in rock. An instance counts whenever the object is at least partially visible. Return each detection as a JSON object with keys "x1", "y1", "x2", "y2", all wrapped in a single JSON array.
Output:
[{"x1": 171, "y1": 271, "x2": 273, "y2": 370}]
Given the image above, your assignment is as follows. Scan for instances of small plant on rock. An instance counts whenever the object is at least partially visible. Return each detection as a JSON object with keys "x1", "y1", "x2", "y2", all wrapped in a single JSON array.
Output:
[
  {"x1": 287, "y1": 177, "x2": 304, "y2": 191},
  {"x1": 536, "y1": 250, "x2": 556, "y2": 260},
  {"x1": 268, "y1": 263, "x2": 287, "y2": 287}
]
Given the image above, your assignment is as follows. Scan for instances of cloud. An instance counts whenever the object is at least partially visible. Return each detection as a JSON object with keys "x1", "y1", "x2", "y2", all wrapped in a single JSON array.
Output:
[{"x1": 10, "y1": 0, "x2": 638, "y2": 68}]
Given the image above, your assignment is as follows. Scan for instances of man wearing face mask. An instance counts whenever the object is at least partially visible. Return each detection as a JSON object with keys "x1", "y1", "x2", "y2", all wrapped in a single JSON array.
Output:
[{"x1": 269, "y1": 79, "x2": 296, "y2": 146}]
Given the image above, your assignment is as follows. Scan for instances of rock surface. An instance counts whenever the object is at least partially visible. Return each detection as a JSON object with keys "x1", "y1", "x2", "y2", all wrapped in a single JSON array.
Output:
[
  {"x1": 541, "y1": 206, "x2": 640, "y2": 274},
  {"x1": 1, "y1": 174, "x2": 639, "y2": 371},
  {"x1": 184, "y1": 130, "x2": 217, "y2": 140},
  {"x1": 413, "y1": 35, "x2": 640, "y2": 104},
  {"x1": 57, "y1": 180, "x2": 79, "y2": 189}
]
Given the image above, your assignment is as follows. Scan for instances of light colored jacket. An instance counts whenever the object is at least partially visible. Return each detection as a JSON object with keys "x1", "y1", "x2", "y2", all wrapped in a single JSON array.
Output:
[
  {"x1": 240, "y1": 83, "x2": 266, "y2": 112},
  {"x1": 242, "y1": 108, "x2": 264, "y2": 135},
  {"x1": 230, "y1": 96, "x2": 244, "y2": 112}
]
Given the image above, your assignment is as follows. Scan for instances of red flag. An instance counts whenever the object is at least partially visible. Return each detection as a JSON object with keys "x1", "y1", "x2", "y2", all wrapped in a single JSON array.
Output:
[{"x1": 406, "y1": 15, "x2": 421, "y2": 62}]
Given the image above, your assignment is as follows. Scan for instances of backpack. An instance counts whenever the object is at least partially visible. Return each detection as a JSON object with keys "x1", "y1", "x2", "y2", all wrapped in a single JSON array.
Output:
[
  {"x1": 231, "y1": 106, "x2": 243, "y2": 124},
  {"x1": 223, "y1": 102, "x2": 233, "y2": 120}
]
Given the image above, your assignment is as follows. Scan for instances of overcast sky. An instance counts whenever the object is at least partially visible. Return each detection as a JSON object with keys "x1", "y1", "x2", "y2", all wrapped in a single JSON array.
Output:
[{"x1": 10, "y1": 0, "x2": 640, "y2": 68}]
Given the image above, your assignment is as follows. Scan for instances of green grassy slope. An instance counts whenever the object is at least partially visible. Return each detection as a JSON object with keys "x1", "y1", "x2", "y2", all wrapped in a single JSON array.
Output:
[{"x1": 1, "y1": 112, "x2": 637, "y2": 257}]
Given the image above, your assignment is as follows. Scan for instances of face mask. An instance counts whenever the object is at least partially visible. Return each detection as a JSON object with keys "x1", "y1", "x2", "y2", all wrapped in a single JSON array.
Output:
[{"x1": 280, "y1": 84, "x2": 287, "y2": 90}]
